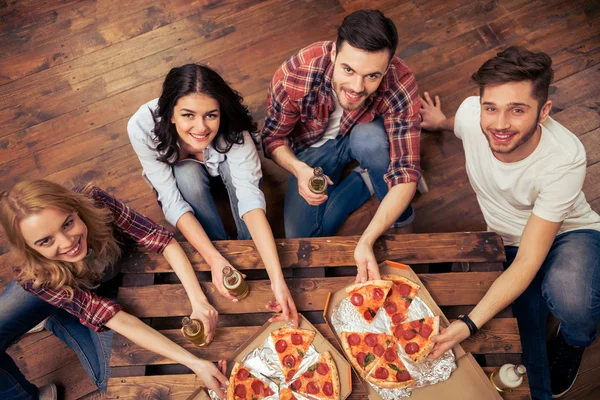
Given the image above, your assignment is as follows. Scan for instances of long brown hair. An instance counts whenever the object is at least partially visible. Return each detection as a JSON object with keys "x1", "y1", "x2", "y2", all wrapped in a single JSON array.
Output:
[{"x1": 0, "y1": 180, "x2": 121, "y2": 298}]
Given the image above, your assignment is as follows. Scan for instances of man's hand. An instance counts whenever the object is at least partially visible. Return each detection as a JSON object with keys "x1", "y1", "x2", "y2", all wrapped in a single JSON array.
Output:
[
  {"x1": 428, "y1": 320, "x2": 471, "y2": 359},
  {"x1": 354, "y1": 241, "x2": 381, "y2": 283},
  {"x1": 266, "y1": 279, "x2": 299, "y2": 327},
  {"x1": 210, "y1": 259, "x2": 243, "y2": 302},
  {"x1": 188, "y1": 301, "x2": 219, "y2": 344},
  {"x1": 296, "y1": 163, "x2": 333, "y2": 206},
  {"x1": 189, "y1": 359, "x2": 228, "y2": 399},
  {"x1": 419, "y1": 92, "x2": 447, "y2": 131}
]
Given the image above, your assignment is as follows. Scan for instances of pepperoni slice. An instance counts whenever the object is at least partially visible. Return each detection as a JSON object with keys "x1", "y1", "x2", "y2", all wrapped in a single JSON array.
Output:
[
  {"x1": 384, "y1": 301, "x2": 397, "y2": 314},
  {"x1": 350, "y1": 293, "x2": 364, "y2": 306},
  {"x1": 373, "y1": 344, "x2": 385, "y2": 357},
  {"x1": 317, "y1": 362, "x2": 329, "y2": 376},
  {"x1": 251, "y1": 380, "x2": 264, "y2": 395},
  {"x1": 323, "y1": 382, "x2": 334, "y2": 396},
  {"x1": 405, "y1": 342, "x2": 420, "y2": 354},
  {"x1": 392, "y1": 313, "x2": 406, "y2": 324},
  {"x1": 286, "y1": 369, "x2": 296, "y2": 381},
  {"x1": 397, "y1": 369, "x2": 411, "y2": 382},
  {"x1": 283, "y1": 354, "x2": 296, "y2": 368},
  {"x1": 292, "y1": 379, "x2": 302, "y2": 390},
  {"x1": 374, "y1": 367, "x2": 389, "y2": 379},
  {"x1": 405, "y1": 300, "x2": 412, "y2": 309},
  {"x1": 393, "y1": 325, "x2": 404, "y2": 339},
  {"x1": 303, "y1": 369, "x2": 314, "y2": 378},
  {"x1": 236, "y1": 368, "x2": 250, "y2": 380},
  {"x1": 410, "y1": 320, "x2": 422, "y2": 328},
  {"x1": 264, "y1": 387, "x2": 275, "y2": 396},
  {"x1": 364, "y1": 333, "x2": 378, "y2": 347},
  {"x1": 356, "y1": 352, "x2": 366, "y2": 368},
  {"x1": 363, "y1": 309, "x2": 374, "y2": 321},
  {"x1": 234, "y1": 384, "x2": 246, "y2": 398},
  {"x1": 347, "y1": 333, "x2": 361, "y2": 346},
  {"x1": 307, "y1": 381, "x2": 320, "y2": 394},
  {"x1": 291, "y1": 333, "x2": 303, "y2": 345},
  {"x1": 420, "y1": 323, "x2": 433, "y2": 338},
  {"x1": 398, "y1": 284, "x2": 412, "y2": 296},
  {"x1": 384, "y1": 347, "x2": 398, "y2": 362},
  {"x1": 372, "y1": 287, "x2": 384, "y2": 300},
  {"x1": 275, "y1": 339, "x2": 287, "y2": 353},
  {"x1": 402, "y1": 329, "x2": 417, "y2": 340}
]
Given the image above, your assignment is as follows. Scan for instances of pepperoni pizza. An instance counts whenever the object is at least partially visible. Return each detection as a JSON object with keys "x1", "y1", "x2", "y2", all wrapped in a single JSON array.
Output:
[
  {"x1": 393, "y1": 316, "x2": 440, "y2": 362},
  {"x1": 345, "y1": 280, "x2": 393, "y2": 323},
  {"x1": 366, "y1": 351, "x2": 416, "y2": 389},
  {"x1": 340, "y1": 331, "x2": 396, "y2": 378},
  {"x1": 380, "y1": 275, "x2": 420, "y2": 326},
  {"x1": 279, "y1": 388, "x2": 297, "y2": 400},
  {"x1": 270, "y1": 326, "x2": 316, "y2": 381},
  {"x1": 227, "y1": 362, "x2": 276, "y2": 400},
  {"x1": 289, "y1": 351, "x2": 340, "y2": 399}
]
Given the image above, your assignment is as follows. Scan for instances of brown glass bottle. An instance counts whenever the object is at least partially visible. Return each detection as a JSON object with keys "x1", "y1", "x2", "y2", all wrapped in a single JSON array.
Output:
[
  {"x1": 309, "y1": 167, "x2": 327, "y2": 194},
  {"x1": 182, "y1": 317, "x2": 207, "y2": 347},
  {"x1": 223, "y1": 266, "x2": 249, "y2": 299}
]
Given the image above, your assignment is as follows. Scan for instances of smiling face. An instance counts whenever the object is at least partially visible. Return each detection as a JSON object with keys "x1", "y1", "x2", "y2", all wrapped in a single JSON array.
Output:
[
  {"x1": 480, "y1": 81, "x2": 552, "y2": 163},
  {"x1": 331, "y1": 42, "x2": 390, "y2": 111},
  {"x1": 19, "y1": 207, "x2": 89, "y2": 263},
  {"x1": 171, "y1": 92, "x2": 221, "y2": 155}
]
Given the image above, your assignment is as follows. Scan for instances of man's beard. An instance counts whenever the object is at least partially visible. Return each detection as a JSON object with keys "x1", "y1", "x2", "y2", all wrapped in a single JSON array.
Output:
[
  {"x1": 332, "y1": 81, "x2": 367, "y2": 111},
  {"x1": 482, "y1": 116, "x2": 539, "y2": 155}
]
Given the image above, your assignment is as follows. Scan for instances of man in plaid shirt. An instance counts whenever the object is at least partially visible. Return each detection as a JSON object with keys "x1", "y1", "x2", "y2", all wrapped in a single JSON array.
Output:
[{"x1": 262, "y1": 10, "x2": 422, "y2": 282}]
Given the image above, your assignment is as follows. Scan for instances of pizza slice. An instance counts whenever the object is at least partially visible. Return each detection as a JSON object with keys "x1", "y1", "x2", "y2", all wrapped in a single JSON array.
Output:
[
  {"x1": 380, "y1": 275, "x2": 420, "y2": 326},
  {"x1": 227, "y1": 362, "x2": 276, "y2": 400},
  {"x1": 393, "y1": 316, "x2": 440, "y2": 362},
  {"x1": 345, "y1": 280, "x2": 393, "y2": 323},
  {"x1": 279, "y1": 388, "x2": 297, "y2": 400},
  {"x1": 340, "y1": 331, "x2": 396, "y2": 377},
  {"x1": 271, "y1": 326, "x2": 316, "y2": 381},
  {"x1": 290, "y1": 351, "x2": 340, "y2": 399},
  {"x1": 365, "y1": 351, "x2": 416, "y2": 389}
]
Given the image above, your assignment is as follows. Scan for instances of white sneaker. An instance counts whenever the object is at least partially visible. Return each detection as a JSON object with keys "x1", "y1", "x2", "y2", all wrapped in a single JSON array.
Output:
[
  {"x1": 38, "y1": 383, "x2": 57, "y2": 400},
  {"x1": 25, "y1": 318, "x2": 47, "y2": 334},
  {"x1": 353, "y1": 166, "x2": 375, "y2": 196}
]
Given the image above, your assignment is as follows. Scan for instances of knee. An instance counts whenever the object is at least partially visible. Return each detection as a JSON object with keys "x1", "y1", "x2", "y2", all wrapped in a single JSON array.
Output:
[
  {"x1": 543, "y1": 278, "x2": 598, "y2": 326},
  {"x1": 349, "y1": 120, "x2": 389, "y2": 164}
]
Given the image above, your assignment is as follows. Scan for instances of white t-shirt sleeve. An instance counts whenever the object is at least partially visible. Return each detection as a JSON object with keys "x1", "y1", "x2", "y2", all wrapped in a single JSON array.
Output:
[
  {"x1": 127, "y1": 100, "x2": 193, "y2": 227},
  {"x1": 454, "y1": 96, "x2": 480, "y2": 140},
  {"x1": 225, "y1": 131, "x2": 266, "y2": 218},
  {"x1": 533, "y1": 156, "x2": 587, "y2": 222}
]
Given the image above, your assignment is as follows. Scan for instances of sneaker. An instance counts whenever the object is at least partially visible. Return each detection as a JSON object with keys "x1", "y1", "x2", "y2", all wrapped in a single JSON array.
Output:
[
  {"x1": 352, "y1": 166, "x2": 374, "y2": 196},
  {"x1": 38, "y1": 383, "x2": 57, "y2": 400},
  {"x1": 547, "y1": 331, "x2": 585, "y2": 398},
  {"x1": 25, "y1": 318, "x2": 47, "y2": 334}
]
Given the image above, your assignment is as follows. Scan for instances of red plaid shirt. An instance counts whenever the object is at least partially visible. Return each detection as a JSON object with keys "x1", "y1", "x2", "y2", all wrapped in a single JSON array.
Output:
[
  {"x1": 15, "y1": 187, "x2": 174, "y2": 332},
  {"x1": 262, "y1": 41, "x2": 422, "y2": 187}
]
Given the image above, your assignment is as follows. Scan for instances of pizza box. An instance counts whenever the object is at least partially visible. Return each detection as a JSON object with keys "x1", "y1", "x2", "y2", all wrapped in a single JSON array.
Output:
[
  {"x1": 228, "y1": 314, "x2": 353, "y2": 399},
  {"x1": 323, "y1": 262, "x2": 502, "y2": 399}
]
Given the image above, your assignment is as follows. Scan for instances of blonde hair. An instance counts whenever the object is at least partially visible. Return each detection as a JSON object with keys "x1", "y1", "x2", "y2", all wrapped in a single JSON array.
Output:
[{"x1": 0, "y1": 180, "x2": 121, "y2": 298}]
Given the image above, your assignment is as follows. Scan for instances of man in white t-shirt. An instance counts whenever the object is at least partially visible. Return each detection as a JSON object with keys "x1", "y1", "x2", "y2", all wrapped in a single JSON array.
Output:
[{"x1": 420, "y1": 46, "x2": 600, "y2": 400}]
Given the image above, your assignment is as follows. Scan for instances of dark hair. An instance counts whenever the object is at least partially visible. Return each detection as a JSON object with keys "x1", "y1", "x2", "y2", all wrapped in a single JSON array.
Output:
[
  {"x1": 471, "y1": 46, "x2": 554, "y2": 108},
  {"x1": 153, "y1": 64, "x2": 257, "y2": 165},
  {"x1": 335, "y1": 10, "x2": 398, "y2": 60}
]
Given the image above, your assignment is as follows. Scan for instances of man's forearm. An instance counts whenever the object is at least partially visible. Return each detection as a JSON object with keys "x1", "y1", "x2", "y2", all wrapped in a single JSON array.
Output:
[
  {"x1": 359, "y1": 182, "x2": 417, "y2": 246},
  {"x1": 271, "y1": 145, "x2": 306, "y2": 177}
]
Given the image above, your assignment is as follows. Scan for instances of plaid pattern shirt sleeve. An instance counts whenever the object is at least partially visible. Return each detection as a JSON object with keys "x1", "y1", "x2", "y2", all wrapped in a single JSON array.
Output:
[
  {"x1": 87, "y1": 187, "x2": 174, "y2": 253},
  {"x1": 20, "y1": 281, "x2": 122, "y2": 332}
]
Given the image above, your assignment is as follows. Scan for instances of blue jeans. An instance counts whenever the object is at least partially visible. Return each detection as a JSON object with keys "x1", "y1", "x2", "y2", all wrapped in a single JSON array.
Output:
[
  {"x1": 284, "y1": 118, "x2": 414, "y2": 238},
  {"x1": 0, "y1": 282, "x2": 114, "y2": 399},
  {"x1": 172, "y1": 159, "x2": 250, "y2": 240},
  {"x1": 505, "y1": 229, "x2": 600, "y2": 400}
]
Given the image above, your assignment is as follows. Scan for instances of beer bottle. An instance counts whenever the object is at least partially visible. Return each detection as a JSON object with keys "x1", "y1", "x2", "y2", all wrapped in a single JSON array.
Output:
[
  {"x1": 309, "y1": 167, "x2": 328, "y2": 194},
  {"x1": 182, "y1": 317, "x2": 207, "y2": 347},
  {"x1": 223, "y1": 266, "x2": 249, "y2": 300},
  {"x1": 490, "y1": 364, "x2": 526, "y2": 392}
]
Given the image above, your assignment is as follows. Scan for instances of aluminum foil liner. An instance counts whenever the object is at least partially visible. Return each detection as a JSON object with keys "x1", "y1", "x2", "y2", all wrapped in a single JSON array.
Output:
[{"x1": 331, "y1": 296, "x2": 456, "y2": 399}]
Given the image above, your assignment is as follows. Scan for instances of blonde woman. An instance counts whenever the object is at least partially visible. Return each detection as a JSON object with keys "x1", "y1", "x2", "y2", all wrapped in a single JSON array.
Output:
[{"x1": 0, "y1": 180, "x2": 228, "y2": 399}]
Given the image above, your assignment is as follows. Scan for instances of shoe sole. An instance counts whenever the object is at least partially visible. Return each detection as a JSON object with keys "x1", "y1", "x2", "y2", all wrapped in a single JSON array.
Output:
[{"x1": 552, "y1": 368, "x2": 579, "y2": 398}]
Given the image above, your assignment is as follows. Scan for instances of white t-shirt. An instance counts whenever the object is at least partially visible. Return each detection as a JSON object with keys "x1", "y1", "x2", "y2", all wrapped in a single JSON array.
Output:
[
  {"x1": 311, "y1": 91, "x2": 343, "y2": 148},
  {"x1": 454, "y1": 96, "x2": 600, "y2": 246}
]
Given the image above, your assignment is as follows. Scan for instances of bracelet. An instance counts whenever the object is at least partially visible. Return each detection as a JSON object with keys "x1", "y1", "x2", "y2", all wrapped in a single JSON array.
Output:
[{"x1": 458, "y1": 314, "x2": 478, "y2": 336}]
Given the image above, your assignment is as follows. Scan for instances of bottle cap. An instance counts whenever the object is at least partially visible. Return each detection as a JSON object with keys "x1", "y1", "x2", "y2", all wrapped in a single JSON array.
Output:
[
  {"x1": 515, "y1": 365, "x2": 526, "y2": 376},
  {"x1": 314, "y1": 166, "x2": 323, "y2": 175},
  {"x1": 182, "y1": 316, "x2": 191, "y2": 326},
  {"x1": 223, "y1": 266, "x2": 233, "y2": 275}
]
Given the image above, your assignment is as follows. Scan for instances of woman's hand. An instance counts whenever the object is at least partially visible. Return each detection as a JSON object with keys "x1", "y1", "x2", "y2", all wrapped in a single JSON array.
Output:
[
  {"x1": 189, "y1": 359, "x2": 228, "y2": 399},
  {"x1": 210, "y1": 258, "x2": 243, "y2": 302},
  {"x1": 428, "y1": 320, "x2": 471, "y2": 359},
  {"x1": 266, "y1": 279, "x2": 299, "y2": 328},
  {"x1": 189, "y1": 300, "x2": 219, "y2": 344}
]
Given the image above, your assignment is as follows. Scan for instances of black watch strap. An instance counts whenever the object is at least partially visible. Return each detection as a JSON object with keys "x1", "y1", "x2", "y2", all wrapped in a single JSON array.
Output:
[{"x1": 458, "y1": 314, "x2": 478, "y2": 336}]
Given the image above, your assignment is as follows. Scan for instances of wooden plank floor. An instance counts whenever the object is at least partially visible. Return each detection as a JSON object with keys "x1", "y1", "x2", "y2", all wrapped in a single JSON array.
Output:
[{"x1": 1, "y1": 0, "x2": 599, "y2": 399}]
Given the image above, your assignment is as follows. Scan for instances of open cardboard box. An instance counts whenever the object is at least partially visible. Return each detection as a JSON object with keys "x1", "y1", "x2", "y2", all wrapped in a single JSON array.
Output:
[
  {"x1": 228, "y1": 315, "x2": 353, "y2": 399},
  {"x1": 323, "y1": 262, "x2": 502, "y2": 400}
]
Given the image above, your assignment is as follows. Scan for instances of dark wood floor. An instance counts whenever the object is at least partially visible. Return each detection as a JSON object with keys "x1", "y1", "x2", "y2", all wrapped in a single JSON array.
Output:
[{"x1": 1, "y1": 0, "x2": 599, "y2": 399}]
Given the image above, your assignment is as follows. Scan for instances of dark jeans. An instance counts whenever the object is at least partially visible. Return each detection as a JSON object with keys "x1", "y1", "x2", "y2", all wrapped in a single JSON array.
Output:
[
  {"x1": 284, "y1": 118, "x2": 414, "y2": 238},
  {"x1": 0, "y1": 282, "x2": 114, "y2": 399},
  {"x1": 505, "y1": 229, "x2": 600, "y2": 400}
]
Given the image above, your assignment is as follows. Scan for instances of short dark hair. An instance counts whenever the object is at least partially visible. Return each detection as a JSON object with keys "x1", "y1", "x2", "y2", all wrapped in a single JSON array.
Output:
[
  {"x1": 153, "y1": 64, "x2": 257, "y2": 165},
  {"x1": 335, "y1": 10, "x2": 398, "y2": 60},
  {"x1": 471, "y1": 46, "x2": 554, "y2": 107}
]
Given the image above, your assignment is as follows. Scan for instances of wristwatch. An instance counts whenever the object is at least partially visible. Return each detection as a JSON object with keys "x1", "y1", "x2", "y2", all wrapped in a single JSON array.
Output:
[{"x1": 457, "y1": 314, "x2": 478, "y2": 336}]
